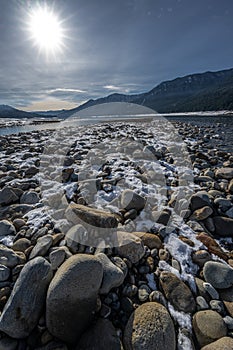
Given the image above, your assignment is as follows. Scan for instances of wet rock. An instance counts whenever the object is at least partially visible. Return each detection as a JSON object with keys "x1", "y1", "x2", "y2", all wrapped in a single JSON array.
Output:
[
  {"x1": 193, "y1": 310, "x2": 227, "y2": 347},
  {"x1": 97, "y1": 253, "x2": 125, "y2": 294},
  {"x1": 201, "y1": 336, "x2": 233, "y2": 350},
  {"x1": 160, "y1": 271, "x2": 196, "y2": 313},
  {"x1": 46, "y1": 254, "x2": 103, "y2": 343},
  {"x1": 66, "y1": 203, "x2": 118, "y2": 228},
  {"x1": 123, "y1": 302, "x2": 176, "y2": 350},
  {"x1": 0, "y1": 220, "x2": 16, "y2": 237},
  {"x1": 114, "y1": 231, "x2": 145, "y2": 264},
  {"x1": 213, "y1": 216, "x2": 233, "y2": 237},
  {"x1": 120, "y1": 189, "x2": 146, "y2": 211},
  {"x1": 203, "y1": 261, "x2": 233, "y2": 289},
  {"x1": 0, "y1": 257, "x2": 52, "y2": 338},
  {"x1": 76, "y1": 318, "x2": 121, "y2": 350}
]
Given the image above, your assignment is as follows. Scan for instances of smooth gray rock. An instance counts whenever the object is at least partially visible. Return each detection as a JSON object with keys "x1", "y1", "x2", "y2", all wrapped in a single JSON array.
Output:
[
  {"x1": 29, "y1": 235, "x2": 53, "y2": 259},
  {"x1": 46, "y1": 254, "x2": 103, "y2": 343},
  {"x1": 120, "y1": 189, "x2": 146, "y2": 211},
  {"x1": 20, "y1": 191, "x2": 40, "y2": 204},
  {"x1": 123, "y1": 302, "x2": 176, "y2": 350},
  {"x1": 97, "y1": 253, "x2": 125, "y2": 294},
  {"x1": 76, "y1": 318, "x2": 121, "y2": 350},
  {"x1": 203, "y1": 261, "x2": 233, "y2": 289},
  {"x1": 0, "y1": 257, "x2": 52, "y2": 338},
  {"x1": 0, "y1": 187, "x2": 18, "y2": 206},
  {"x1": 0, "y1": 264, "x2": 10, "y2": 282},
  {"x1": 0, "y1": 245, "x2": 25, "y2": 268},
  {"x1": 0, "y1": 220, "x2": 16, "y2": 237},
  {"x1": 49, "y1": 248, "x2": 66, "y2": 270}
]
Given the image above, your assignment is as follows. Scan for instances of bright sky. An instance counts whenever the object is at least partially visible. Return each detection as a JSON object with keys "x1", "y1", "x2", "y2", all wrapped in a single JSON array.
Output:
[{"x1": 0, "y1": 0, "x2": 233, "y2": 111}]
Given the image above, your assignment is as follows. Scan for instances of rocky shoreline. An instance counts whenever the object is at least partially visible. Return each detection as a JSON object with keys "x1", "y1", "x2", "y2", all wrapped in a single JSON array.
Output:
[{"x1": 0, "y1": 119, "x2": 233, "y2": 349}]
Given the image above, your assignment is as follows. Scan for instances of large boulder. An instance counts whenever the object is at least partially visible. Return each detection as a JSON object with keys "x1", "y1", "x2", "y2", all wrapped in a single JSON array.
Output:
[
  {"x1": 213, "y1": 216, "x2": 233, "y2": 237},
  {"x1": 66, "y1": 203, "x2": 118, "y2": 228},
  {"x1": 159, "y1": 271, "x2": 196, "y2": 313},
  {"x1": 123, "y1": 302, "x2": 176, "y2": 350},
  {"x1": 193, "y1": 310, "x2": 227, "y2": 347},
  {"x1": 46, "y1": 254, "x2": 103, "y2": 343},
  {"x1": 203, "y1": 261, "x2": 233, "y2": 289},
  {"x1": 76, "y1": 318, "x2": 121, "y2": 350},
  {"x1": 0, "y1": 257, "x2": 52, "y2": 338}
]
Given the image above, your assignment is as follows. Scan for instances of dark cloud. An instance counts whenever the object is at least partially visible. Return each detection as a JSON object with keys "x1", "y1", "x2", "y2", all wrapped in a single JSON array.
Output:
[{"x1": 0, "y1": 0, "x2": 233, "y2": 110}]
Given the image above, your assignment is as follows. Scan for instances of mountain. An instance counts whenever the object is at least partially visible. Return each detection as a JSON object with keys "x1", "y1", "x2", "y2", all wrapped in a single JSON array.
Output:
[
  {"x1": 59, "y1": 67, "x2": 233, "y2": 117},
  {"x1": 0, "y1": 105, "x2": 42, "y2": 119}
]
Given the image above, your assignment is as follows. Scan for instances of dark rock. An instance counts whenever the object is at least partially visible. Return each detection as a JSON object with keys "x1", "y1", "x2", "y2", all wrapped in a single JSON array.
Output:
[
  {"x1": 203, "y1": 261, "x2": 233, "y2": 289},
  {"x1": 76, "y1": 318, "x2": 121, "y2": 350},
  {"x1": 213, "y1": 216, "x2": 233, "y2": 237},
  {"x1": 46, "y1": 254, "x2": 103, "y2": 343},
  {"x1": 0, "y1": 257, "x2": 52, "y2": 338}
]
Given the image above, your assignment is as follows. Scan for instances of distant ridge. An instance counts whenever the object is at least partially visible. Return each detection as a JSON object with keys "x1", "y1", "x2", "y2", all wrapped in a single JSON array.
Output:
[
  {"x1": 0, "y1": 105, "x2": 42, "y2": 119},
  {"x1": 59, "y1": 67, "x2": 233, "y2": 117}
]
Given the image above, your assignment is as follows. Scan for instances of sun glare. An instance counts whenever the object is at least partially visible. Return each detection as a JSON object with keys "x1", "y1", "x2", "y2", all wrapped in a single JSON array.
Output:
[{"x1": 28, "y1": 5, "x2": 65, "y2": 55}]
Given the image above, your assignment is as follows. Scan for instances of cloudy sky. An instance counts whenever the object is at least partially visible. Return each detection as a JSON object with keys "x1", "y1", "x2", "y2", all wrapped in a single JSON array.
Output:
[{"x1": 0, "y1": 0, "x2": 233, "y2": 111}]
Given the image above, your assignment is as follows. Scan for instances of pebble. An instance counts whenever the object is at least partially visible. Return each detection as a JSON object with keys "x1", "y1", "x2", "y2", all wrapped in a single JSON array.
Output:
[{"x1": 203, "y1": 282, "x2": 219, "y2": 299}]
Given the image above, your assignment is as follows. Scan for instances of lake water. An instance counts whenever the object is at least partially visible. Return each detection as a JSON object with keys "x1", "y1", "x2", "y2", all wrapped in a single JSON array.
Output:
[{"x1": 0, "y1": 115, "x2": 232, "y2": 152}]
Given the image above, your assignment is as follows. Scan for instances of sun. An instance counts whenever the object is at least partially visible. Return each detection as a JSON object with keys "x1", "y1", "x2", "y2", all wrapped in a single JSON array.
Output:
[{"x1": 28, "y1": 5, "x2": 65, "y2": 55}]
